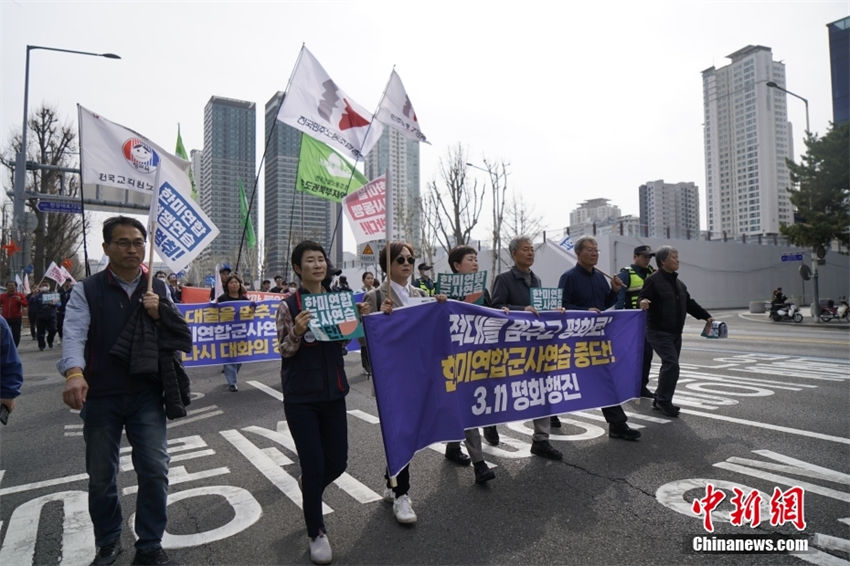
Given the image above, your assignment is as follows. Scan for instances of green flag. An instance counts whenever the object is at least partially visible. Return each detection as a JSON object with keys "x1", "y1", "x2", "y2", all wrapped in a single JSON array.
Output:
[
  {"x1": 175, "y1": 124, "x2": 198, "y2": 201},
  {"x1": 295, "y1": 134, "x2": 368, "y2": 202},
  {"x1": 238, "y1": 180, "x2": 257, "y2": 249}
]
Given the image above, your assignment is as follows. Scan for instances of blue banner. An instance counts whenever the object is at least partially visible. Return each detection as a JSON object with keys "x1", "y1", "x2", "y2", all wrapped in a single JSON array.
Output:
[
  {"x1": 177, "y1": 299, "x2": 281, "y2": 367},
  {"x1": 362, "y1": 301, "x2": 645, "y2": 477}
]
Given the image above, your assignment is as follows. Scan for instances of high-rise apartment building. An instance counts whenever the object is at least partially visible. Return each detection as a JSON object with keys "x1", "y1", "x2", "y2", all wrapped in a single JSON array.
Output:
[
  {"x1": 702, "y1": 45, "x2": 793, "y2": 237},
  {"x1": 828, "y1": 17, "x2": 850, "y2": 126},
  {"x1": 263, "y1": 92, "x2": 341, "y2": 279},
  {"x1": 200, "y1": 96, "x2": 257, "y2": 269},
  {"x1": 638, "y1": 180, "x2": 700, "y2": 239},
  {"x1": 364, "y1": 127, "x2": 421, "y2": 250},
  {"x1": 568, "y1": 198, "x2": 622, "y2": 237}
]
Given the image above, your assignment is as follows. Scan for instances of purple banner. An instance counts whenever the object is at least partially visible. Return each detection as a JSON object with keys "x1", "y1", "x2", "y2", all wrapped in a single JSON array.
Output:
[
  {"x1": 177, "y1": 299, "x2": 281, "y2": 367},
  {"x1": 362, "y1": 301, "x2": 645, "y2": 477}
]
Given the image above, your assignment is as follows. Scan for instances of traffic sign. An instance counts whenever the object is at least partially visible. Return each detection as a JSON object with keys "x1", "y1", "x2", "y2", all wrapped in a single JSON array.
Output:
[
  {"x1": 781, "y1": 253, "x2": 803, "y2": 262},
  {"x1": 36, "y1": 199, "x2": 82, "y2": 214}
]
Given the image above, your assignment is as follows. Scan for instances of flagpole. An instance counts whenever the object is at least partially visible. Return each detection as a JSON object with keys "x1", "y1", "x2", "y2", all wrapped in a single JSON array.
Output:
[
  {"x1": 235, "y1": 46, "x2": 307, "y2": 276},
  {"x1": 146, "y1": 165, "x2": 164, "y2": 293},
  {"x1": 76, "y1": 104, "x2": 92, "y2": 277}
]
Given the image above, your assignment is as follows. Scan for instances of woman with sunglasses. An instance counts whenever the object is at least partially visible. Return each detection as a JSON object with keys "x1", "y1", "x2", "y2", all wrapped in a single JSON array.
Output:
[
  {"x1": 276, "y1": 240, "x2": 369, "y2": 564},
  {"x1": 216, "y1": 274, "x2": 248, "y2": 392},
  {"x1": 362, "y1": 241, "x2": 444, "y2": 524}
]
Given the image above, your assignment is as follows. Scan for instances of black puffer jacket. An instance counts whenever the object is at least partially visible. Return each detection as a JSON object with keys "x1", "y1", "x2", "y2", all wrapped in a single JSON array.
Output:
[{"x1": 109, "y1": 301, "x2": 192, "y2": 419}]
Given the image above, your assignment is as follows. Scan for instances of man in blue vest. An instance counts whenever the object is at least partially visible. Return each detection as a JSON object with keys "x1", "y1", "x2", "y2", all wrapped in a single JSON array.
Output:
[
  {"x1": 59, "y1": 216, "x2": 176, "y2": 566},
  {"x1": 616, "y1": 245, "x2": 656, "y2": 399}
]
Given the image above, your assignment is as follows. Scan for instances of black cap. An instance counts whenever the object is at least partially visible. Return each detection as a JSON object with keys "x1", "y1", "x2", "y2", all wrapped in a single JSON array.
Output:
[
  {"x1": 633, "y1": 245, "x2": 654, "y2": 257},
  {"x1": 418, "y1": 263, "x2": 433, "y2": 271},
  {"x1": 219, "y1": 263, "x2": 232, "y2": 273}
]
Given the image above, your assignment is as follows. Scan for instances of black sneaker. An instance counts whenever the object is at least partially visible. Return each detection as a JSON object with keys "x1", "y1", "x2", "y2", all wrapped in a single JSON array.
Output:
[
  {"x1": 530, "y1": 440, "x2": 563, "y2": 460},
  {"x1": 228, "y1": 384, "x2": 238, "y2": 392},
  {"x1": 473, "y1": 461, "x2": 495, "y2": 484},
  {"x1": 132, "y1": 546, "x2": 170, "y2": 565},
  {"x1": 482, "y1": 426, "x2": 500, "y2": 446},
  {"x1": 640, "y1": 387, "x2": 654, "y2": 399},
  {"x1": 652, "y1": 400, "x2": 680, "y2": 418},
  {"x1": 444, "y1": 443, "x2": 471, "y2": 466},
  {"x1": 608, "y1": 424, "x2": 642, "y2": 440},
  {"x1": 91, "y1": 540, "x2": 123, "y2": 566},
  {"x1": 550, "y1": 415, "x2": 562, "y2": 428}
]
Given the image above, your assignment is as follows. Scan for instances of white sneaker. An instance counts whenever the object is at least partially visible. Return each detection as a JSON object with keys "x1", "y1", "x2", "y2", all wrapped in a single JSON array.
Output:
[
  {"x1": 392, "y1": 494, "x2": 418, "y2": 524},
  {"x1": 382, "y1": 487, "x2": 395, "y2": 503},
  {"x1": 309, "y1": 533, "x2": 332, "y2": 564}
]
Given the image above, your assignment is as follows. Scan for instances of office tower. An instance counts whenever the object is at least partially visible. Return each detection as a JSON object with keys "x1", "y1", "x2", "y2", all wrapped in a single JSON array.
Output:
[
  {"x1": 702, "y1": 45, "x2": 793, "y2": 237},
  {"x1": 639, "y1": 180, "x2": 700, "y2": 239},
  {"x1": 199, "y1": 96, "x2": 257, "y2": 270},
  {"x1": 364, "y1": 127, "x2": 421, "y2": 250},
  {"x1": 827, "y1": 17, "x2": 850, "y2": 126},
  {"x1": 263, "y1": 92, "x2": 341, "y2": 279}
]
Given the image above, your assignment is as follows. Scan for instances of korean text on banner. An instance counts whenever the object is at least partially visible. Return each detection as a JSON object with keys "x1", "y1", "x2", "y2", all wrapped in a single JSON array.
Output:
[
  {"x1": 78, "y1": 106, "x2": 219, "y2": 272},
  {"x1": 296, "y1": 135, "x2": 368, "y2": 202},
  {"x1": 342, "y1": 176, "x2": 386, "y2": 244},
  {"x1": 363, "y1": 301, "x2": 645, "y2": 477},
  {"x1": 277, "y1": 46, "x2": 383, "y2": 160}
]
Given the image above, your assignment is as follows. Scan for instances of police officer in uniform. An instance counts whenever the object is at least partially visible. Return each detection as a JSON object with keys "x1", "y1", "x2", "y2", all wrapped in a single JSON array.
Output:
[
  {"x1": 616, "y1": 245, "x2": 656, "y2": 398},
  {"x1": 412, "y1": 263, "x2": 435, "y2": 296}
]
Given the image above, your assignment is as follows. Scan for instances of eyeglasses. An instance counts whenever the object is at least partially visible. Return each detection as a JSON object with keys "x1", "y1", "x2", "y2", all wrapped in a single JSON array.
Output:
[
  {"x1": 112, "y1": 239, "x2": 146, "y2": 249},
  {"x1": 395, "y1": 256, "x2": 416, "y2": 265}
]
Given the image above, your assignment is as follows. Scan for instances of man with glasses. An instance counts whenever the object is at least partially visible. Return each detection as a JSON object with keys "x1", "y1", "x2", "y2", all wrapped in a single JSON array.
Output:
[
  {"x1": 58, "y1": 216, "x2": 176, "y2": 565},
  {"x1": 490, "y1": 236, "x2": 562, "y2": 460},
  {"x1": 558, "y1": 235, "x2": 641, "y2": 441}
]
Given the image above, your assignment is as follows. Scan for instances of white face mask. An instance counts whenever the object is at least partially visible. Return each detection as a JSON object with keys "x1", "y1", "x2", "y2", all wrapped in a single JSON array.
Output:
[{"x1": 39, "y1": 287, "x2": 49, "y2": 292}]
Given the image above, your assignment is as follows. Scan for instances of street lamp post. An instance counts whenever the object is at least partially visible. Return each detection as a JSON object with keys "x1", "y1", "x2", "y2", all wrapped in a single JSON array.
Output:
[
  {"x1": 766, "y1": 80, "x2": 819, "y2": 319},
  {"x1": 12, "y1": 45, "x2": 120, "y2": 276}
]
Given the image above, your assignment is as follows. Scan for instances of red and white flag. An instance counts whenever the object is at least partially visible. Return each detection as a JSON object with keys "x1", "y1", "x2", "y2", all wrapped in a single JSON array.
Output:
[
  {"x1": 59, "y1": 265, "x2": 77, "y2": 285},
  {"x1": 342, "y1": 176, "x2": 386, "y2": 245},
  {"x1": 44, "y1": 261, "x2": 66, "y2": 284},
  {"x1": 277, "y1": 46, "x2": 383, "y2": 161},
  {"x1": 372, "y1": 70, "x2": 428, "y2": 144}
]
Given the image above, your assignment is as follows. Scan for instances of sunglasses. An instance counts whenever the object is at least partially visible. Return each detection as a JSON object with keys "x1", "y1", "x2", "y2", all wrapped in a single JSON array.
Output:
[{"x1": 395, "y1": 256, "x2": 416, "y2": 265}]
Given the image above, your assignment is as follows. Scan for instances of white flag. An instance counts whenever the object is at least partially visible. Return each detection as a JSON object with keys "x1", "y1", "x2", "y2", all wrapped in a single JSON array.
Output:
[
  {"x1": 78, "y1": 106, "x2": 219, "y2": 273},
  {"x1": 21, "y1": 273, "x2": 30, "y2": 294},
  {"x1": 59, "y1": 265, "x2": 77, "y2": 285},
  {"x1": 372, "y1": 70, "x2": 428, "y2": 143},
  {"x1": 15, "y1": 274, "x2": 22, "y2": 289},
  {"x1": 558, "y1": 234, "x2": 575, "y2": 253},
  {"x1": 44, "y1": 261, "x2": 66, "y2": 283},
  {"x1": 277, "y1": 46, "x2": 383, "y2": 160},
  {"x1": 342, "y1": 176, "x2": 386, "y2": 245}
]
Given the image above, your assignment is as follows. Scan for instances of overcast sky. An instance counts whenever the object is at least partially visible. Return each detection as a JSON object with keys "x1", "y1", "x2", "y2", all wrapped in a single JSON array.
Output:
[{"x1": 1, "y1": 1, "x2": 846, "y2": 256}]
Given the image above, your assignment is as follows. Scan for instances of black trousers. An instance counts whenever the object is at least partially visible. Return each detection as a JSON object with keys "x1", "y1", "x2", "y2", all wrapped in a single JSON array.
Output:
[
  {"x1": 645, "y1": 329, "x2": 682, "y2": 403},
  {"x1": 385, "y1": 464, "x2": 410, "y2": 497},
  {"x1": 284, "y1": 397, "x2": 348, "y2": 538},
  {"x1": 6, "y1": 317, "x2": 22, "y2": 346},
  {"x1": 36, "y1": 317, "x2": 57, "y2": 349},
  {"x1": 641, "y1": 338, "x2": 654, "y2": 389}
]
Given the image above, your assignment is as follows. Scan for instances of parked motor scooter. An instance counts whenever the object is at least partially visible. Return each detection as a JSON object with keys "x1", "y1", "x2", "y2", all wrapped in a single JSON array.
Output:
[
  {"x1": 819, "y1": 299, "x2": 850, "y2": 322},
  {"x1": 770, "y1": 302, "x2": 803, "y2": 323}
]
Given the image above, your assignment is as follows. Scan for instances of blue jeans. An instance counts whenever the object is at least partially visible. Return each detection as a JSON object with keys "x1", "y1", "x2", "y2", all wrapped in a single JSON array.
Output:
[
  {"x1": 223, "y1": 363, "x2": 241, "y2": 386},
  {"x1": 82, "y1": 389, "x2": 169, "y2": 551},
  {"x1": 284, "y1": 398, "x2": 348, "y2": 537}
]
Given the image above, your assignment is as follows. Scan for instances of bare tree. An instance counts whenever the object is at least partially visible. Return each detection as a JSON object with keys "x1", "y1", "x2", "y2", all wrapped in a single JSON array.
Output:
[
  {"x1": 423, "y1": 143, "x2": 484, "y2": 253},
  {"x1": 1, "y1": 105, "x2": 86, "y2": 280},
  {"x1": 504, "y1": 191, "x2": 545, "y2": 244},
  {"x1": 482, "y1": 159, "x2": 509, "y2": 276}
]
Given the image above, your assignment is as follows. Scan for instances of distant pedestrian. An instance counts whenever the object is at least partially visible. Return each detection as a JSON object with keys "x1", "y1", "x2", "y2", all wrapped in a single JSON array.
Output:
[
  {"x1": 0, "y1": 281, "x2": 27, "y2": 347},
  {"x1": 217, "y1": 275, "x2": 249, "y2": 392},
  {"x1": 32, "y1": 283, "x2": 58, "y2": 351}
]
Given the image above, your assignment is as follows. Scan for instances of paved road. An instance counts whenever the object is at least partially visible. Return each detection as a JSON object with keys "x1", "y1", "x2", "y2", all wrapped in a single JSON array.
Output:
[{"x1": 1, "y1": 310, "x2": 848, "y2": 565}]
